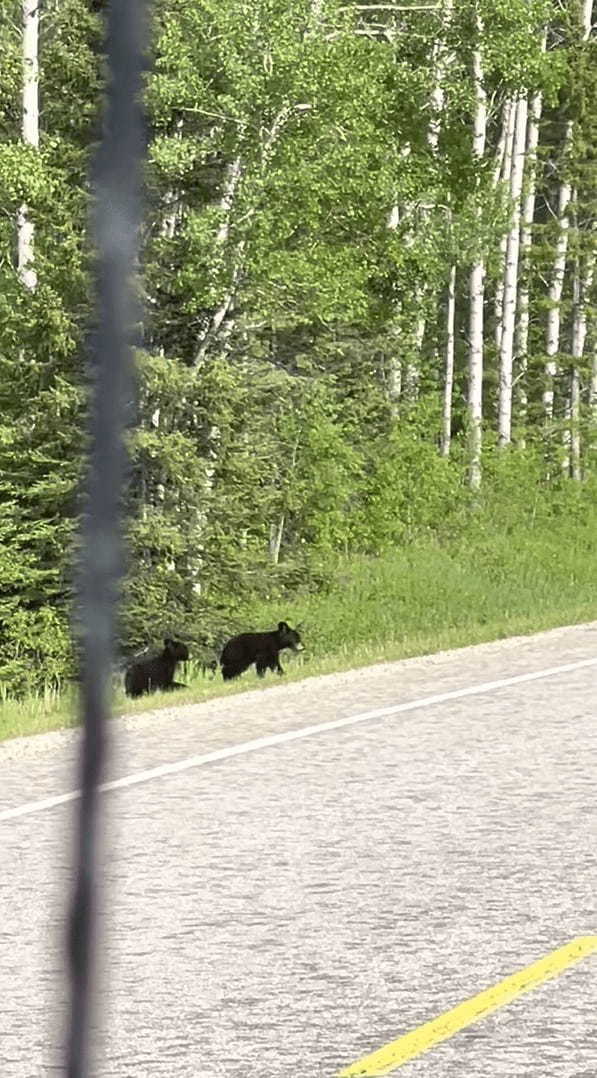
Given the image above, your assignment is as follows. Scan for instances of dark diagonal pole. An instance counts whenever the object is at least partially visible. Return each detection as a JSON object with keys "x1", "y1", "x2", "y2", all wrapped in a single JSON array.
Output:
[{"x1": 66, "y1": 3, "x2": 146, "y2": 1075}]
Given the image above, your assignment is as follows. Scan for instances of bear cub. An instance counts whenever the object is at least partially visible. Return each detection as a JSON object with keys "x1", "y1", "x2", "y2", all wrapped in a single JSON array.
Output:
[
  {"x1": 220, "y1": 621, "x2": 303, "y2": 681},
  {"x1": 124, "y1": 637, "x2": 189, "y2": 698}
]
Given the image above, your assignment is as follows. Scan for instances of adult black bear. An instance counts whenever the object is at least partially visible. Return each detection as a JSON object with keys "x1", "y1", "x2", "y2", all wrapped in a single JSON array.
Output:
[
  {"x1": 124, "y1": 638, "x2": 189, "y2": 698},
  {"x1": 220, "y1": 621, "x2": 303, "y2": 681}
]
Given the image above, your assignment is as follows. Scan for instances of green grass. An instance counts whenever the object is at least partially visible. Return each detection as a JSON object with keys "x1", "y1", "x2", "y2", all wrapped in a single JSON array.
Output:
[{"x1": 2, "y1": 517, "x2": 597, "y2": 743}]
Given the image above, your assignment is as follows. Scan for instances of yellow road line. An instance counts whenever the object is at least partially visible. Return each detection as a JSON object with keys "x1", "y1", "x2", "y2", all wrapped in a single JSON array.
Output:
[{"x1": 337, "y1": 935, "x2": 597, "y2": 1076}]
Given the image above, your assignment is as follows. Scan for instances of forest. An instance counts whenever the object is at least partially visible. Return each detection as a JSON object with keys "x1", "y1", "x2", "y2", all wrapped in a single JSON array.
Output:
[{"x1": 1, "y1": 0, "x2": 596, "y2": 702}]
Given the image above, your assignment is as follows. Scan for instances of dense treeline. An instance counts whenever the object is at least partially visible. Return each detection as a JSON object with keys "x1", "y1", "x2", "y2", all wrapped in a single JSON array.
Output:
[{"x1": 0, "y1": 0, "x2": 596, "y2": 696}]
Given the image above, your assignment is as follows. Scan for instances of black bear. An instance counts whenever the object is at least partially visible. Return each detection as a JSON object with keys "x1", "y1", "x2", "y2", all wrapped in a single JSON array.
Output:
[
  {"x1": 124, "y1": 638, "x2": 189, "y2": 698},
  {"x1": 220, "y1": 621, "x2": 303, "y2": 681}
]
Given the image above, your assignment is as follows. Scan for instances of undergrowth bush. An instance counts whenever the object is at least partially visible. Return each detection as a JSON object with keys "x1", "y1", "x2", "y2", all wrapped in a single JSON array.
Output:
[{"x1": 2, "y1": 425, "x2": 597, "y2": 701}]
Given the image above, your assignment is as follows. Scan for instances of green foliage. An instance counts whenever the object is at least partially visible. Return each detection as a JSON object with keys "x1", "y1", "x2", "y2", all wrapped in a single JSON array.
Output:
[
  {"x1": 243, "y1": 491, "x2": 597, "y2": 665},
  {"x1": 1, "y1": 0, "x2": 596, "y2": 704},
  {"x1": 354, "y1": 403, "x2": 467, "y2": 552},
  {"x1": 5, "y1": 503, "x2": 597, "y2": 741},
  {"x1": 0, "y1": 603, "x2": 73, "y2": 697}
]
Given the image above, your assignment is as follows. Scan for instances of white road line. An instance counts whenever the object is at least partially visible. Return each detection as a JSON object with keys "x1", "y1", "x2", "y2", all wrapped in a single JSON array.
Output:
[{"x1": 1, "y1": 655, "x2": 596, "y2": 823}]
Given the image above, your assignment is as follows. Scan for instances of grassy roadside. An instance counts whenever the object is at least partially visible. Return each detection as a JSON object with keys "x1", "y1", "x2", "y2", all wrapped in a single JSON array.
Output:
[{"x1": 2, "y1": 518, "x2": 597, "y2": 743}]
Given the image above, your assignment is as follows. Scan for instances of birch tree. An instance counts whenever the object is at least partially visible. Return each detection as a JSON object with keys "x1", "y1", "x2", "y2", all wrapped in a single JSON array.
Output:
[
  {"x1": 494, "y1": 97, "x2": 515, "y2": 354},
  {"x1": 426, "y1": 0, "x2": 457, "y2": 454},
  {"x1": 194, "y1": 153, "x2": 244, "y2": 364},
  {"x1": 5, "y1": 0, "x2": 597, "y2": 697},
  {"x1": 543, "y1": 0, "x2": 593, "y2": 422},
  {"x1": 567, "y1": 237, "x2": 595, "y2": 477},
  {"x1": 498, "y1": 93, "x2": 528, "y2": 446},
  {"x1": 543, "y1": 132, "x2": 573, "y2": 422},
  {"x1": 468, "y1": 10, "x2": 487, "y2": 491},
  {"x1": 441, "y1": 261, "x2": 456, "y2": 456},
  {"x1": 591, "y1": 321, "x2": 597, "y2": 435},
  {"x1": 17, "y1": 0, "x2": 39, "y2": 290},
  {"x1": 515, "y1": 62, "x2": 545, "y2": 438}
]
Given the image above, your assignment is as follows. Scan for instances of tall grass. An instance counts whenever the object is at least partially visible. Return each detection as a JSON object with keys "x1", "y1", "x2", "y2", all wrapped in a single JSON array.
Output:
[{"x1": 2, "y1": 514, "x2": 596, "y2": 743}]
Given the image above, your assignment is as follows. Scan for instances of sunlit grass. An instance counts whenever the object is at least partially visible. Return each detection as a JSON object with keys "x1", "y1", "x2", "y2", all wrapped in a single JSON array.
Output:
[
  {"x1": 2, "y1": 516, "x2": 596, "y2": 743},
  {"x1": 0, "y1": 683, "x2": 80, "y2": 742}
]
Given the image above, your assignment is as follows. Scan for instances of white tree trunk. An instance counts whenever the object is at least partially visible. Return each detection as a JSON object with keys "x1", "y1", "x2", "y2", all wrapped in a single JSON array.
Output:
[
  {"x1": 469, "y1": 260, "x2": 485, "y2": 491},
  {"x1": 386, "y1": 196, "x2": 402, "y2": 415},
  {"x1": 590, "y1": 325, "x2": 597, "y2": 446},
  {"x1": 468, "y1": 20, "x2": 487, "y2": 491},
  {"x1": 544, "y1": 136, "x2": 573, "y2": 421},
  {"x1": 427, "y1": 0, "x2": 453, "y2": 155},
  {"x1": 425, "y1": 0, "x2": 454, "y2": 426},
  {"x1": 391, "y1": 0, "x2": 454, "y2": 414},
  {"x1": 17, "y1": 0, "x2": 39, "y2": 290},
  {"x1": 568, "y1": 364, "x2": 581, "y2": 480},
  {"x1": 306, "y1": 0, "x2": 325, "y2": 32},
  {"x1": 515, "y1": 64, "x2": 545, "y2": 440},
  {"x1": 562, "y1": 0, "x2": 595, "y2": 472},
  {"x1": 494, "y1": 97, "x2": 516, "y2": 355},
  {"x1": 269, "y1": 515, "x2": 285, "y2": 564},
  {"x1": 566, "y1": 243, "x2": 596, "y2": 477},
  {"x1": 492, "y1": 98, "x2": 514, "y2": 188},
  {"x1": 404, "y1": 287, "x2": 425, "y2": 403},
  {"x1": 571, "y1": 247, "x2": 595, "y2": 377},
  {"x1": 194, "y1": 156, "x2": 243, "y2": 363},
  {"x1": 161, "y1": 117, "x2": 184, "y2": 239},
  {"x1": 498, "y1": 94, "x2": 528, "y2": 446},
  {"x1": 388, "y1": 318, "x2": 402, "y2": 413},
  {"x1": 386, "y1": 146, "x2": 431, "y2": 413},
  {"x1": 580, "y1": 0, "x2": 594, "y2": 37},
  {"x1": 544, "y1": 0, "x2": 592, "y2": 421},
  {"x1": 194, "y1": 99, "x2": 307, "y2": 365},
  {"x1": 441, "y1": 261, "x2": 456, "y2": 457}
]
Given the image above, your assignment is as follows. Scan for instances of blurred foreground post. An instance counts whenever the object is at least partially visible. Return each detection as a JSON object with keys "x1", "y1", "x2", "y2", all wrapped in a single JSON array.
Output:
[{"x1": 66, "y1": 3, "x2": 146, "y2": 1075}]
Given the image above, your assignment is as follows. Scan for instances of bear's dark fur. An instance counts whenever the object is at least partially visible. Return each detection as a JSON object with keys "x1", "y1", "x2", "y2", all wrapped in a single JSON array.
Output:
[
  {"x1": 124, "y1": 638, "x2": 189, "y2": 698},
  {"x1": 220, "y1": 621, "x2": 303, "y2": 681}
]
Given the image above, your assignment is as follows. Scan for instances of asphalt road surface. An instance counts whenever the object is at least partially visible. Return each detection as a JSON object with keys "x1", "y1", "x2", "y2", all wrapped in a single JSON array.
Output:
[{"x1": 1, "y1": 621, "x2": 596, "y2": 1077}]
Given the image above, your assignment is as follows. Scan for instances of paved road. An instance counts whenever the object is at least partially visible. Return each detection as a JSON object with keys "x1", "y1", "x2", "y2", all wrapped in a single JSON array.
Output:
[{"x1": 0, "y1": 622, "x2": 596, "y2": 1076}]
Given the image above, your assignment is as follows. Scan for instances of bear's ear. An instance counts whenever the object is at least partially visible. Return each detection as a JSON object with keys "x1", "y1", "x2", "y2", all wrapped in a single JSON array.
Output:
[
  {"x1": 164, "y1": 637, "x2": 173, "y2": 647},
  {"x1": 278, "y1": 621, "x2": 289, "y2": 632}
]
